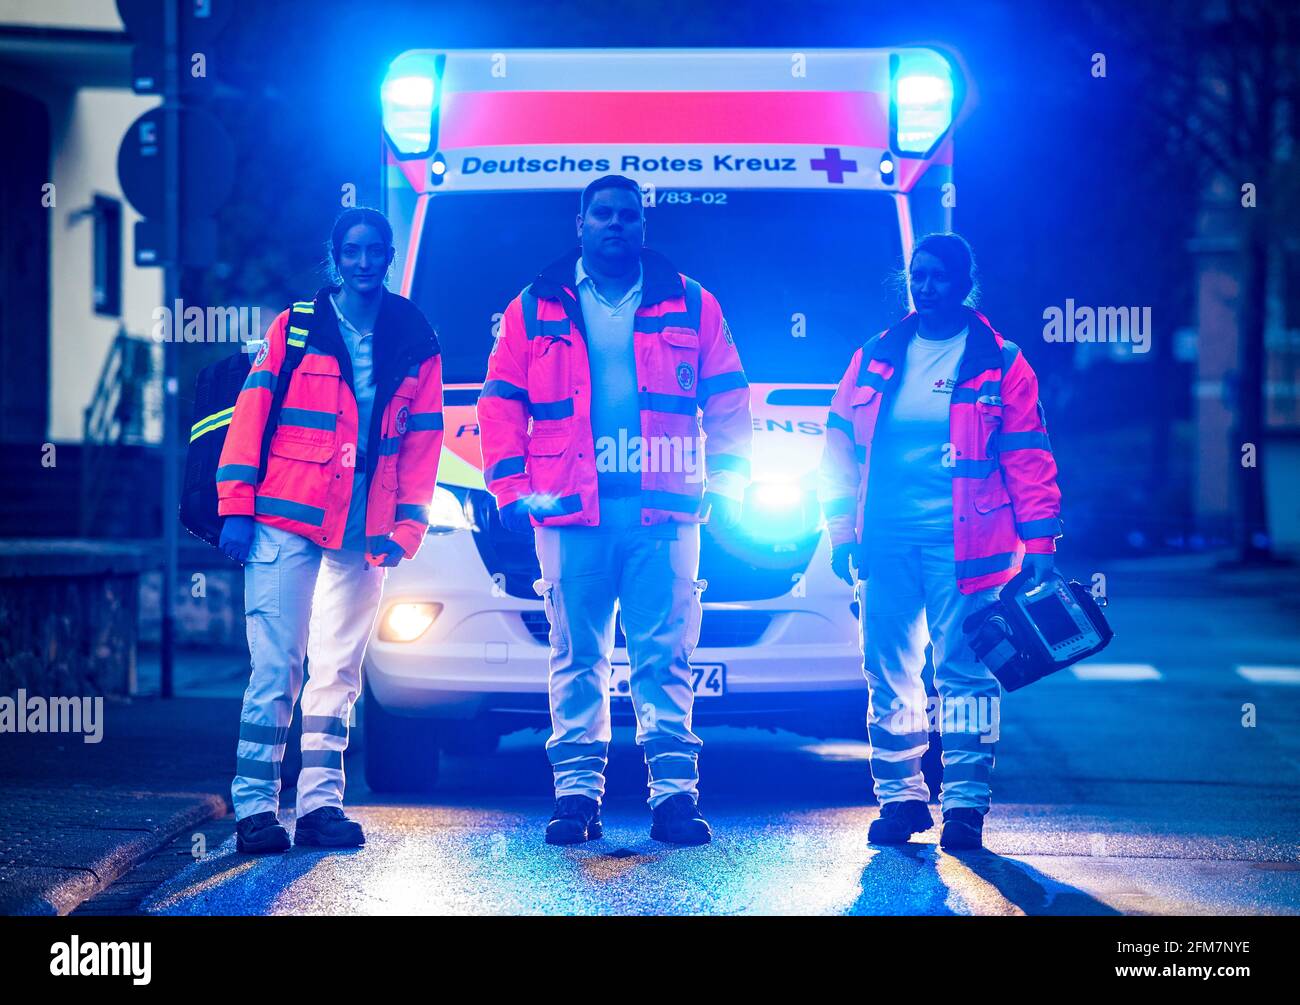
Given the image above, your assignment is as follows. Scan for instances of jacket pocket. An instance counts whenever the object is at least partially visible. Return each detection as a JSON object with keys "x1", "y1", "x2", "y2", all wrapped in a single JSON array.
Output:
[
  {"x1": 683, "y1": 577, "x2": 707, "y2": 657},
  {"x1": 975, "y1": 401, "x2": 1003, "y2": 458},
  {"x1": 528, "y1": 435, "x2": 567, "y2": 457},
  {"x1": 532, "y1": 577, "x2": 568, "y2": 656},
  {"x1": 381, "y1": 380, "x2": 419, "y2": 490},
  {"x1": 243, "y1": 538, "x2": 282, "y2": 617},
  {"x1": 270, "y1": 431, "x2": 335, "y2": 463},
  {"x1": 526, "y1": 435, "x2": 567, "y2": 494},
  {"x1": 380, "y1": 453, "x2": 399, "y2": 492},
  {"x1": 530, "y1": 330, "x2": 573, "y2": 391},
  {"x1": 283, "y1": 354, "x2": 341, "y2": 441},
  {"x1": 849, "y1": 386, "x2": 880, "y2": 444},
  {"x1": 265, "y1": 432, "x2": 335, "y2": 514},
  {"x1": 661, "y1": 327, "x2": 699, "y2": 349},
  {"x1": 660, "y1": 327, "x2": 700, "y2": 394},
  {"x1": 385, "y1": 382, "x2": 418, "y2": 438},
  {"x1": 972, "y1": 471, "x2": 1012, "y2": 513}
]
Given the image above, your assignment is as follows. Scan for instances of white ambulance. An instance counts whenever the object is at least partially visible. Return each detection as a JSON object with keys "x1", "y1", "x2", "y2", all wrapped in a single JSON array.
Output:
[{"x1": 363, "y1": 47, "x2": 962, "y2": 790}]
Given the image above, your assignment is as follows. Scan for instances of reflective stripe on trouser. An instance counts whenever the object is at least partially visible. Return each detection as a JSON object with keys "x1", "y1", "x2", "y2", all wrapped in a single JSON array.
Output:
[
  {"x1": 534, "y1": 496, "x2": 704, "y2": 808},
  {"x1": 232, "y1": 521, "x2": 385, "y2": 819},
  {"x1": 858, "y1": 534, "x2": 1002, "y2": 812}
]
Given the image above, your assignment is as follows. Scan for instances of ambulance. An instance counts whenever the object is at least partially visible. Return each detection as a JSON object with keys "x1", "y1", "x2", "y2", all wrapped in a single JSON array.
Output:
[{"x1": 362, "y1": 48, "x2": 963, "y2": 790}]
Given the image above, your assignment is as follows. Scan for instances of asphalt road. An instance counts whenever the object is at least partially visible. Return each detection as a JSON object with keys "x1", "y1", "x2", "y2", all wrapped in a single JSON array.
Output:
[{"x1": 90, "y1": 561, "x2": 1300, "y2": 916}]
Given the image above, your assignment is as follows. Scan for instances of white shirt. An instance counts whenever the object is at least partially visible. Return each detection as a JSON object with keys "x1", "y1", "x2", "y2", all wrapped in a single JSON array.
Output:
[
  {"x1": 331, "y1": 293, "x2": 376, "y2": 552},
  {"x1": 867, "y1": 327, "x2": 968, "y2": 539},
  {"x1": 575, "y1": 258, "x2": 643, "y2": 497}
]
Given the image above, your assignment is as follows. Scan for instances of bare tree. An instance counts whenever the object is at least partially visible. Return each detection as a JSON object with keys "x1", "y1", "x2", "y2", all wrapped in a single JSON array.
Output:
[{"x1": 1083, "y1": 0, "x2": 1299, "y2": 562}]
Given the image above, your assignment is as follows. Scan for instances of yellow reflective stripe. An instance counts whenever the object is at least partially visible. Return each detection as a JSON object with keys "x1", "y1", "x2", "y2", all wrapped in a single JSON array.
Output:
[
  {"x1": 287, "y1": 314, "x2": 310, "y2": 348},
  {"x1": 189, "y1": 412, "x2": 234, "y2": 442},
  {"x1": 190, "y1": 405, "x2": 234, "y2": 437},
  {"x1": 292, "y1": 302, "x2": 314, "y2": 313}
]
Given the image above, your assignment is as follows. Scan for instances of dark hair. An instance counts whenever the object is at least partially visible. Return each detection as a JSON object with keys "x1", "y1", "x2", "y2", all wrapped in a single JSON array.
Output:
[
  {"x1": 579, "y1": 174, "x2": 642, "y2": 215},
  {"x1": 328, "y1": 207, "x2": 394, "y2": 274},
  {"x1": 909, "y1": 231, "x2": 978, "y2": 306}
]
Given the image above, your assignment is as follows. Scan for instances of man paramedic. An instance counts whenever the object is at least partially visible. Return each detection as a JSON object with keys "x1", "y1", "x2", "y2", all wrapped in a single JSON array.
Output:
[{"x1": 478, "y1": 175, "x2": 753, "y2": 845}]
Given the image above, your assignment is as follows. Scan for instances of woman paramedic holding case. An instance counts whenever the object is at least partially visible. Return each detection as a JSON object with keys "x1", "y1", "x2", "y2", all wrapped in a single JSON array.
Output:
[
  {"x1": 819, "y1": 233, "x2": 1062, "y2": 851},
  {"x1": 215, "y1": 208, "x2": 444, "y2": 853}
]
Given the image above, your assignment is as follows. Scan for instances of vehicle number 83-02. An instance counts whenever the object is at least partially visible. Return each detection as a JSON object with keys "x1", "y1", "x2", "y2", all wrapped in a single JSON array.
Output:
[{"x1": 655, "y1": 191, "x2": 728, "y2": 205}]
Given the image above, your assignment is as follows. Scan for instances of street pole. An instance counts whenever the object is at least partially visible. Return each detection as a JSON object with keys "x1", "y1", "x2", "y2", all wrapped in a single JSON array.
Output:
[{"x1": 160, "y1": 0, "x2": 180, "y2": 698}]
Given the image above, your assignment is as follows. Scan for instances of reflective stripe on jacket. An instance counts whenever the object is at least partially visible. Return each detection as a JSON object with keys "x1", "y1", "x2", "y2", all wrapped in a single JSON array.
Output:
[
  {"x1": 478, "y1": 249, "x2": 753, "y2": 528},
  {"x1": 216, "y1": 289, "x2": 444, "y2": 565},
  {"x1": 819, "y1": 309, "x2": 1062, "y2": 594}
]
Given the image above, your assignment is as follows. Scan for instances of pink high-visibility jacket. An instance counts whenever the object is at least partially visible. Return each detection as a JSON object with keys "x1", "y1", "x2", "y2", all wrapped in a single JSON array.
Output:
[
  {"x1": 217, "y1": 289, "x2": 444, "y2": 565},
  {"x1": 819, "y1": 309, "x2": 1062, "y2": 594},
  {"x1": 478, "y1": 249, "x2": 752, "y2": 528}
]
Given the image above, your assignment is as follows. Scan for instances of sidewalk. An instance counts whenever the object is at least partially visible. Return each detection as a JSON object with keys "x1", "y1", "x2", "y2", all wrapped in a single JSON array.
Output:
[
  {"x1": 1071, "y1": 549, "x2": 1299, "y2": 601},
  {"x1": 2, "y1": 554, "x2": 1294, "y2": 916},
  {"x1": 0, "y1": 694, "x2": 238, "y2": 915}
]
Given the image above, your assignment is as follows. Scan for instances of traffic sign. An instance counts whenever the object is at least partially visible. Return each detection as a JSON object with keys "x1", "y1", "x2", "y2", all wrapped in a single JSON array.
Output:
[
  {"x1": 117, "y1": 106, "x2": 236, "y2": 221},
  {"x1": 118, "y1": 0, "x2": 232, "y2": 95}
]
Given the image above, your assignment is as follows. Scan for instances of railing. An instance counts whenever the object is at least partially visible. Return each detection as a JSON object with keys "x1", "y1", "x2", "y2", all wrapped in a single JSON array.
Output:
[{"x1": 81, "y1": 331, "x2": 161, "y2": 536}]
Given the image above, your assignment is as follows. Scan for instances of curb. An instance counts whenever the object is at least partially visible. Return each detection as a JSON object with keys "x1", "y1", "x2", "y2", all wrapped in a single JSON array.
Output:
[{"x1": 4, "y1": 792, "x2": 229, "y2": 916}]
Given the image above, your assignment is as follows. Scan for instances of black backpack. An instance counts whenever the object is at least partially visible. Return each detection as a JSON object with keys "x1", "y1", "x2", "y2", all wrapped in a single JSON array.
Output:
[{"x1": 180, "y1": 299, "x2": 315, "y2": 548}]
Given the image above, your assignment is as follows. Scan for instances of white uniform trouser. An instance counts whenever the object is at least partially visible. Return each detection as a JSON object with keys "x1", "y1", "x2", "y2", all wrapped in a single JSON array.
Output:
[
  {"x1": 231, "y1": 521, "x2": 386, "y2": 820},
  {"x1": 534, "y1": 496, "x2": 705, "y2": 808},
  {"x1": 858, "y1": 532, "x2": 1002, "y2": 812}
]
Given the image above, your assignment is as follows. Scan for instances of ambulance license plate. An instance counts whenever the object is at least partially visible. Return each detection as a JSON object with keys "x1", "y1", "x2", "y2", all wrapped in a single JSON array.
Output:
[{"x1": 609, "y1": 663, "x2": 726, "y2": 698}]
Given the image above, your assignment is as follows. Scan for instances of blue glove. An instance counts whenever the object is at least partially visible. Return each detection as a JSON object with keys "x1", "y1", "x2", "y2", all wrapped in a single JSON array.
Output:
[
  {"x1": 831, "y1": 542, "x2": 865, "y2": 586},
  {"x1": 700, "y1": 491, "x2": 743, "y2": 530},
  {"x1": 372, "y1": 539, "x2": 405, "y2": 568},
  {"x1": 220, "y1": 515, "x2": 255, "y2": 564},
  {"x1": 1021, "y1": 551, "x2": 1055, "y2": 588},
  {"x1": 498, "y1": 499, "x2": 534, "y2": 534}
]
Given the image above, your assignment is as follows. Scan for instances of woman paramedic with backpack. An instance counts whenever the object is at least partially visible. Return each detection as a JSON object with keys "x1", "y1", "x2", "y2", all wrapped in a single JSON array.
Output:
[
  {"x1": 819, "y1": 233, "x2": 1063, "y2": 852},
  {"x1": 215, "y1": 208, "x2": 443, "y2": 853}
]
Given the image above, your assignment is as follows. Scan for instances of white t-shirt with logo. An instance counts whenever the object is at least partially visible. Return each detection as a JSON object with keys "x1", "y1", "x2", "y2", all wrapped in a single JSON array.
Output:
[{"x1": 866, "y1": 328, "x2": 968, "y2": 540}]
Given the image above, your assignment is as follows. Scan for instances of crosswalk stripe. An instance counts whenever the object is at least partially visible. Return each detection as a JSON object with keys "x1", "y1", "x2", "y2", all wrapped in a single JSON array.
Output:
[
  {"x1": 1070, "y1": 663, "x2": 1162, "y2": 681},
  {"x1": 1236, "y1": 665, "x2": 1300, "y2": 685}
]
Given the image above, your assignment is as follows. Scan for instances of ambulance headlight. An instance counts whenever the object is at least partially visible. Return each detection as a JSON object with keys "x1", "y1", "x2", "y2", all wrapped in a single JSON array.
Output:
[
  {"x1": 427, "y1": 485, "x2": 474, "y2": 534},
  {"x1": 379, "y1": 602, "x2": 442, "y2": 643},
  {"x1": 742, "y1": 479, "x2": 819, "y2": 541},
  {"x1": 750, "y1": 480, "x2": 804, "y2": 511},
  {"x1": 382, "y1": 51, "x2": 441, "y2": 157},
  {"x1": 892, "y1": 49, "x2": 956, "y2": 156}
]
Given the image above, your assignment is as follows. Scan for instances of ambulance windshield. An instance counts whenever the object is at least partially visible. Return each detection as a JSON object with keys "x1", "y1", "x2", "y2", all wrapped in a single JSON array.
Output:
[{"x1": 412, "y1": 189, "x2": 905, "y2": 385}]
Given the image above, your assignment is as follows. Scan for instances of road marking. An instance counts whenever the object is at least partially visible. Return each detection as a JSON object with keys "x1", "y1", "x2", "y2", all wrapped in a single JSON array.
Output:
[
  {"x1": 1236, "y1": 665, "x2": 1300, "y2": 685},
  {"x1": 1070, "y1": 663, "x2": 1162, "y2": 681}
]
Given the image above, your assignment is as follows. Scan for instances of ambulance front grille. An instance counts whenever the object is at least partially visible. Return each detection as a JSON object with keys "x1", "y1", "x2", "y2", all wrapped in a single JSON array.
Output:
[
  {"x1": 519, "y1": 610, "x2": 774, "y2": 649},
  {"x1": 466, "y1": 489, "x2": 820, "y2": 604}
]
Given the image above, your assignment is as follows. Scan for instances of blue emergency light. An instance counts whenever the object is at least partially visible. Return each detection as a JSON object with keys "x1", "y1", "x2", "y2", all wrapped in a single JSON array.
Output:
[
  {"x1": 382, "y1": 51, "x2": 443, "y2": 157},
  {"x1": 891, "y1": 49, "x2": 956, "y2": 157}
]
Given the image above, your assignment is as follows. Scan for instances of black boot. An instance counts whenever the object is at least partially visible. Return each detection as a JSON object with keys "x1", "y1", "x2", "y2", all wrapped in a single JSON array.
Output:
[
  {"x1": 235, "y1": 811, "x2": 291, "y2": 854},
  {"x1": 294, "y1": 806, "x2": 365, "y2": 848},
  {"x1": 940, "y1": 807, "x2": 985, "y2": 851},
  {"x1": 650, "y1": 794, "x2": 712, "y2": 846},
  {"x1": 867, "y1": 799, "x2": 934, "y2": 844},
  {"x1": 546, "y1": 795, "x2": 603, "y2": 845}
]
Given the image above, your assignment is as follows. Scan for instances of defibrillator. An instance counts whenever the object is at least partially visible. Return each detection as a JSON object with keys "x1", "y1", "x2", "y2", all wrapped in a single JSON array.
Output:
[{"x1": 963, "y1": 568, "x2": 1113, "y2": 691}]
